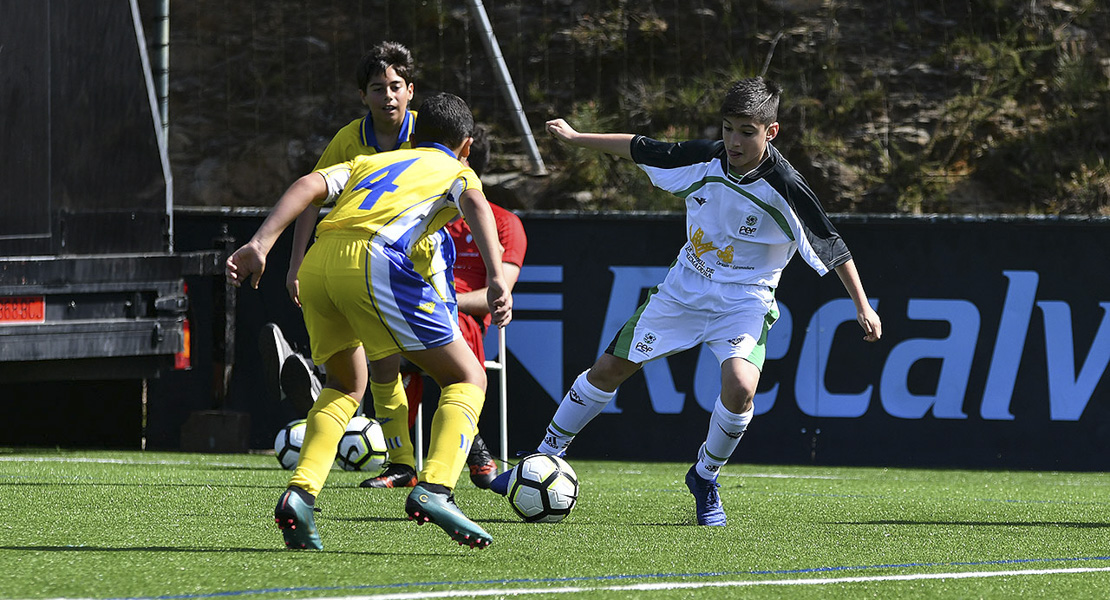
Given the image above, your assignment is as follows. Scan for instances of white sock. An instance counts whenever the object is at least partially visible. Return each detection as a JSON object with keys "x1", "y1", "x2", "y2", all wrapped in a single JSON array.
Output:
[
  {"x1": 537, "y1": 370, "x2": 615, "y2": 455},
  {"x1": 696, "y1": 397, "x2": 753, "y2": 480}
]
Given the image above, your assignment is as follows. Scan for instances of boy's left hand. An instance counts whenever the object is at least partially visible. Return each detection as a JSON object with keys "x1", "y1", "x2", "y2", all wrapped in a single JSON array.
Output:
[
  {"x1": 858, "y1": 306, "x2": 882, "y2": 342},
  {"x1": 486, "y1": 280, "x2": 513, "y2": 328},
  {"x1": 226, "y1": 241, "x2": 267, "y2": 289}
]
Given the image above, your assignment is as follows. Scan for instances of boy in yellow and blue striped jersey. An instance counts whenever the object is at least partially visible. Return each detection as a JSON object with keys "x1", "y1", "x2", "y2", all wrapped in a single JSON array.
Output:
[{"x1": 228, "y1": 93, "x2": 511, "y2": 550}]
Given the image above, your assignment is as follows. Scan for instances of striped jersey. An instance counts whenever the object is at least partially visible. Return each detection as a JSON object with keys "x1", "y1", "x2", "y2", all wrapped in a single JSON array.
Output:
[
  {"x1": 631, "y1": 136, "x2": 851, "y2": 287},
  {"x1": 313, "y1": 143, "x2": 482, "y2": 278}
]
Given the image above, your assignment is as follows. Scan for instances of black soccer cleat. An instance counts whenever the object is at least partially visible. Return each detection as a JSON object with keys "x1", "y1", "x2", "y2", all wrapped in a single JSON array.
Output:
[
  {"x1": 280, "y1": 353, "x2": 321, "y2": 415},
  {"x1": 466, "y1": 434, "x2": 498, "y2": 489},
  {"x1": 360, "y1": 463, "x2": 418, "y2": 489}
]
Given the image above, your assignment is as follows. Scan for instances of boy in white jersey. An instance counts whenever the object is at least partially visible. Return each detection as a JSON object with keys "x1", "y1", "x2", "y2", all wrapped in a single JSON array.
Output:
[
  {"x1": 489, "y1": 77, "x2": 882, "y2": 526},
  {"x1": 228, "y1": 93, "x2": 511, "y2": 550}
]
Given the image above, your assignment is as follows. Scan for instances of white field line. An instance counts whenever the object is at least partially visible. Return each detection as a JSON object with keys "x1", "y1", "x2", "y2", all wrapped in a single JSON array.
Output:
[
  {"x1": 0, "y1": 455, "x2": 253, "y2": 468},
  {"x1": 306, "y1": 566, "x2": 1110, "y2": 600},
  {"x1": 732, "y1": 472, "x2": 854, "y2": 480}
]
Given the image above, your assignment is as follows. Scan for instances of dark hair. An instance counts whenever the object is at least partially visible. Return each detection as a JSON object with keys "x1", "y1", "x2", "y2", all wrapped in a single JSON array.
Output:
[
  {"x1": 411, "y1": 93, "x2": 474, "y2": 149},
  {"x1": 720, "y1": 77, "x2": 781, "y2": 124},
  {"x1": 467, "y1": 124, "x2": 490, "y2": 177},
  {"x1": 356, "y1": 41, "x2": 414, "y2": 91}
]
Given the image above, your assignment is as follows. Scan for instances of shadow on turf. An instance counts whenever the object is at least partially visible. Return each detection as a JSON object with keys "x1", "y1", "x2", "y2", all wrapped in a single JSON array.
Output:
[
  {"x1": 0, "y1": 481, "x2": 276, "y2": 489},
  {"x1": 0, "y1": 544, "x2": 448, "y2": 556},
  {"x1": 837, "y1": 519, "x2": 1110, "y2": 529},
  {"x1": 333, "y1": 515, "x2": 541, "y2": 525}
]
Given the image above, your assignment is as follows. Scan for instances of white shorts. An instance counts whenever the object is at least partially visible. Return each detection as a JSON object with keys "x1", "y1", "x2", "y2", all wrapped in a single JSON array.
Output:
[{"x1": 605, "y1": 265, "x2": 779, "y2": 369}]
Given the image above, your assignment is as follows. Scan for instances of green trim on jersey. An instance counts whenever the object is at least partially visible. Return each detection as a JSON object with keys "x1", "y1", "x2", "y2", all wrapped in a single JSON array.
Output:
[{"x1": 673, "y1": 176, "x2": 795, "y2": 241}]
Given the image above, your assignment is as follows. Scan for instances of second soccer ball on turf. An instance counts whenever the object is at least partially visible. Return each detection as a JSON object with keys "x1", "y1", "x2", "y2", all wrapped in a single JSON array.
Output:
[
  {"x1": 335, "y1": 416, "x2": 388, "y2": 472},
  {"x1": 273, "y1": 419, "x2": 307, "y2": 470},
  {"x1": 506, "y1": 453, "x2": 579, "y2": 523}
]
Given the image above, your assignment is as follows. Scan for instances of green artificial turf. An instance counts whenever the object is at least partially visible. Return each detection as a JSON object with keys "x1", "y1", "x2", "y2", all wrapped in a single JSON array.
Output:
[{"x1": 2, "y1": 448, "x2": 1109, "y2": 599}]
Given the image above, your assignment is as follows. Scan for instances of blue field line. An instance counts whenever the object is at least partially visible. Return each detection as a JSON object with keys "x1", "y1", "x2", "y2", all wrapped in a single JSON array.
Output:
[
  {"x1": 745, "y1": 488, "x2": 1110, "y2": 506},
  {"x1": 106, "y1": 555, "x2": 1110, "y2": 600}
]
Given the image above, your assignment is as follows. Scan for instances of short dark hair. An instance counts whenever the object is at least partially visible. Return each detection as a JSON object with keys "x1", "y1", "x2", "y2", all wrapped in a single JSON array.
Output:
[
  {"x1": 720, "y1": 77, "x2": 781, "y2": 124},
  {"x1": 467, "y1": 124, "x2": 490, "y2": 177},
  {"x1": 356, "y1": 41, "x2": 414, "y2": 91},
  {"x1": 411, "y1": 93, "x2": 474, "y2": 149}
]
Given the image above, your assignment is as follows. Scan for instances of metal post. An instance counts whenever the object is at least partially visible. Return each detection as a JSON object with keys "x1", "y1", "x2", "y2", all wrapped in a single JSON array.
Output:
[
  {"x1": 497, "y1": 325, "x2": 508, "y2": 467},
  {"x1": 465, "y1": 0, "x2": 547, "y2": 176},
  {"x1": 213, "y1": 225, "x2": 236, "y2": 409},
  {"x1": 130, "y1": 0, "x2": 174, "y2": 251},
  {"x1": 156, "y1": 0, "x2": 169, "y2": 135}
]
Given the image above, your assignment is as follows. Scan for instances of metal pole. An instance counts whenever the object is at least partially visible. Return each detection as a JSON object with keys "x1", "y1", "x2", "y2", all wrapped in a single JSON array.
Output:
[
  {"x1": 465, "y1": 0, "x2": 547, "y2": 176},
  {"x1": 130, "y1": 0, "x2": 174, "y2": 251},
  {"x1": 157, "y1": 0, "x2": 169, "y2": 135},
  {"x1": 497, "y1": 325, "x2": 508, "y2": 467}
]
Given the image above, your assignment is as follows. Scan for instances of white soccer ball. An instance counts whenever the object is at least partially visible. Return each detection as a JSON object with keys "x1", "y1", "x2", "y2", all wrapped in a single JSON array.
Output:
[
  {"x1": 506, "y1": 453, "x2": 579, "y2": 523},
  {"x1": 335, "y1": 416, "x2": 388, "y2": 472},
  {"x1": 273, "y1": 419, "x2": 307, "y2": 470}
]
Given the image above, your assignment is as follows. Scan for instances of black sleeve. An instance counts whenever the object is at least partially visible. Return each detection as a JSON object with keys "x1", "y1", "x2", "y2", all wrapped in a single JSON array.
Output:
[
  {"x1": 630, "y1": 136, "x2": 724, "y2": 168},
  {"x1": 773, "y1": 168, "x2": 852, "y2": 271}
]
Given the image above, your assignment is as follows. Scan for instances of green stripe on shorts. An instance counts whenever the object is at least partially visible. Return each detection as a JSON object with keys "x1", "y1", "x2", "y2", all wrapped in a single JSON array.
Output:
[
  {"x1": 609, "y1": 283, "x2": 662, "y2": 360},
  {"x1": 746, "y1": 300, "x2": 780, "y2": 371}
]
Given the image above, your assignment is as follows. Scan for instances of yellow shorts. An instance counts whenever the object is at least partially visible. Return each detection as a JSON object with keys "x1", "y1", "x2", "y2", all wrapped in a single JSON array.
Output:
[{"x1": 298, "y1": 232, "x2": 460, "y2": 364}]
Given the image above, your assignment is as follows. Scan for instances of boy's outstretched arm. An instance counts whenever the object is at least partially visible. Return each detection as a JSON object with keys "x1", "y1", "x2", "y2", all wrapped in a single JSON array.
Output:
[
  {"x1": 457, "y1": 188, "x2": 513, "y2": 328},
  {"x1": 225, "y1": 173, "x2": 328, "y2": 289},
  {"x1": 546, "y1": 118, "x2": 634, "y2": 159},
  {"x1": 834, "y1": 259, "x2": 882, "y2": 342}
]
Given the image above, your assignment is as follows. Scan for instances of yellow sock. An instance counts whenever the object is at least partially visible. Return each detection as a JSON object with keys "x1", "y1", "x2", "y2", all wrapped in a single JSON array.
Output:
[
  {"x1": 289, "y1": 388, "x2": 360, "y2": 497},
  {"x1": 421, "y1": 382, "x2": 485, "y2": 489},
  {"x1": 371, "y1": 375, "x2": 414, "y2": 468}
]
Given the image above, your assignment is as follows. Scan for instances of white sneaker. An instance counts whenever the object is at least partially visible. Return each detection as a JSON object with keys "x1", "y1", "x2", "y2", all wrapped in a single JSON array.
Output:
[{"x1": 259, "y1": 323, "x2": 295, "y2": 405}]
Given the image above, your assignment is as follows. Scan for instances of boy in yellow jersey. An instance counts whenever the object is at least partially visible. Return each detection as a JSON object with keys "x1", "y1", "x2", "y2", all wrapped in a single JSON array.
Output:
[
  {"x1": 227, "y1": 93, "x2": 512, "y2": 550},
  {"x1": 285, "y1": 40, "x2": 417, "y2": 299},
  {"x1": 267, "y1": 40, "x2": 499, "y2": 490},
  {"x1": 278, "y1": 41, "x2": 428, "y2": 485}
]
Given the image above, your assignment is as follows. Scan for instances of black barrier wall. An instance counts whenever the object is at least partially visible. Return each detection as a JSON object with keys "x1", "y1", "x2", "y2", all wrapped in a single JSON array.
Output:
[{"x1": 151, "y1": 211, "x2": 1110, "y2": 471}]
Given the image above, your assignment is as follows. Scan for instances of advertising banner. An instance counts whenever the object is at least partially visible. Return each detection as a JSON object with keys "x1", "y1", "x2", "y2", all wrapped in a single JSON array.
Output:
[
  {"x1": 485, "y1": 215, "x2": 1110, "y2": 470},
  {"x1": 162, "y1": 212, "x2": 1110, "y2": 470}
]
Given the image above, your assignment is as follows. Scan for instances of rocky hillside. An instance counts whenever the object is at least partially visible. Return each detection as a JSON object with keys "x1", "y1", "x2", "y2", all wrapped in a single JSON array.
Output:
[{"x1": 165, "y1": 0, "x2": 1109, "y2": 215}]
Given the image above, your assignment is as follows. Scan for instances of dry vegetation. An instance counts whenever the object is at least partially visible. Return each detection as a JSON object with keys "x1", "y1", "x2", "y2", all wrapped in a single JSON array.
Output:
[{"x1": 165, "y1": 0, "x2": 1109, "y2": 215}]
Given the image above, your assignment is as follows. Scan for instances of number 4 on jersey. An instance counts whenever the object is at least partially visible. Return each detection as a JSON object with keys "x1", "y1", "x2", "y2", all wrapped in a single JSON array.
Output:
[{"x1": 355, "y1": 157, "x2": 419, "y2": 210}]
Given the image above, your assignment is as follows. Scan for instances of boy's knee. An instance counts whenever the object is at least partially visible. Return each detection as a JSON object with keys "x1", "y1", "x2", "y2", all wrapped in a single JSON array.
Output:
[
  {"x1": 454, "y1": 366, "x2": 486, "y2": 390},
  {"x1": 720, "y1": 393, "x2": 754, "y2": 414}
]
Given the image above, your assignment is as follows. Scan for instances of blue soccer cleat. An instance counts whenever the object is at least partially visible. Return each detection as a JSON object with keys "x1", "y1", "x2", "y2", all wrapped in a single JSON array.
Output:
[
  {"x1": 488, "y1": 468, "x2": 513, "y2": 496},
  {"x1": 274, "y1": 488, "x2": 323, "y2": 549},
  {"x1": 405, "y1": 484, "x2": 492, "y2": 549},
  {"x1": 489, "y1": 448, "x2": 567, "y2": 496},
  {"x1": 685, "y1": 464, "x2": 726, "y2": 526}
]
